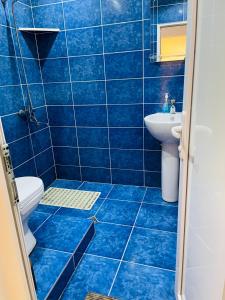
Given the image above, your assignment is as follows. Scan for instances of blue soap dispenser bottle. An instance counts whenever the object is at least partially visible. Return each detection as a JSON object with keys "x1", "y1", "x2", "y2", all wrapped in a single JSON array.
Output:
[{"x1": 162, "y1": 93, "x2": 169, "y2": 113}]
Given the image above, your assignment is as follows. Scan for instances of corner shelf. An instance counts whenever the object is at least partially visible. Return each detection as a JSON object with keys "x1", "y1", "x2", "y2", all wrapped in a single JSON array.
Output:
[{"x1": 18, "y1": 27, "x2": 60, "y2": 34}]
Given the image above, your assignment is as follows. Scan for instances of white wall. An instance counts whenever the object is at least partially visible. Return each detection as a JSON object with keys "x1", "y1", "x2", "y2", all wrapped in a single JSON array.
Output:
[{"x1": 182, "y1": 1, "x2": 225, "y2": 299}]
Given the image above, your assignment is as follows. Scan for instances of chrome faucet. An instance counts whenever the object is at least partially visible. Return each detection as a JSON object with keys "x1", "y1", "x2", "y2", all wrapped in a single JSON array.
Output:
[{"x1": 170, "y1": 99, "x2": 176, "y2": 114}]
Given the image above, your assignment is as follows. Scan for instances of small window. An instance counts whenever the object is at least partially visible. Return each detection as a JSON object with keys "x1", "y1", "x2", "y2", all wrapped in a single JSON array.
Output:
[{"x1": 157, "y1": 22, "x2": 187, "y2": 62}]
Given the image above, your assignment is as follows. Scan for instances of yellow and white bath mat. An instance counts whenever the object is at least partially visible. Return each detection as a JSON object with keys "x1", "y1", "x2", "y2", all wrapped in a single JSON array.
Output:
[{"x1": 40, "y1": 187, "x2": 100, "y2": 210}]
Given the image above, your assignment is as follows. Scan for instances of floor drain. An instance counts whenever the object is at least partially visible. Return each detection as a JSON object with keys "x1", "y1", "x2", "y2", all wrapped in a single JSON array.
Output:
[
  {"x1": 85, "y1": 292, "x2": 118, "y2": 300},
  {"x1": 88, "y1": 216, "x2": 99, "y2": 223}
]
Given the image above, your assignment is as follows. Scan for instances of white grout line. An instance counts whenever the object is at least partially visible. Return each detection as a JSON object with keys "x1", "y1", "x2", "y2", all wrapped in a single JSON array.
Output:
[
  {"x1": 61, "y1": 0, "x2": 83, "y2": 182},
  {"x1": 107, "y1": 188, "x2": 147, "y2": 295}
]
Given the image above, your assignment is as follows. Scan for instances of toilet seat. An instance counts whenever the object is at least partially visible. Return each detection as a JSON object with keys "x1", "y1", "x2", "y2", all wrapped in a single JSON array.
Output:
[{"x1": 15, "y1": 177, "x2": 44, "y2": 211}]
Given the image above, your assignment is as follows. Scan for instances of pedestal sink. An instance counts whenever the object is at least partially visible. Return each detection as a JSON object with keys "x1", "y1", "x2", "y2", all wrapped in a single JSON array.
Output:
[{"x1": 144, "y1": 113, "x2": 182, "y2": 202}]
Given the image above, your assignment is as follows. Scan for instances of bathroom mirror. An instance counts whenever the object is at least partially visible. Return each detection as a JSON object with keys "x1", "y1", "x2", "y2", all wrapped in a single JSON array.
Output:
[{"x1": 149, "y1": 0, "x2": 188, "y2": 62}]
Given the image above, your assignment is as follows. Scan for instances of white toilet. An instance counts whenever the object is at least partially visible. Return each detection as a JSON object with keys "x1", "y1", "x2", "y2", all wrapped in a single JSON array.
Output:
[{"x1": 15, "y1": 177, "x2": 44, "y2": 255}]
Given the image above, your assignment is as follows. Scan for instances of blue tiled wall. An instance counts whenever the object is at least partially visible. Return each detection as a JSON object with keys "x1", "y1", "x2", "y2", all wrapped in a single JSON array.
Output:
[
  {"x1": 31, "y1": 0, "x2": 186, "y2": 187},
  {"x1": 1, "y1": 0, "x2": 186, "y2": 187},
  {"x1": 0, "y1": 0, "x2": 56, "y2": 187}
]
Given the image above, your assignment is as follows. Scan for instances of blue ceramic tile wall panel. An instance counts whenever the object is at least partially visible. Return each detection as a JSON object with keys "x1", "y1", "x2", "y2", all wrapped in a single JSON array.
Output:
[
  {"x1": 2, "y1": 115, "x2": 29, "y2": 143},
  {"x1": 97, "y1": 199, "x2": 140, "y2": 225},
  {"x1": 105, "y1": 51, "x2": 142, "y2": 79},
  {"x1": 16, "y1": 58, "x2": 26, "y2": 84},
  {"x1": 144, "y1": 103, "x2": 162, "y2": 116},
  {"x1": 73, "y1": 81, "x2": 106, "y2": 105},
  {"x1": 28, "y1": 84, "x2": 45, "y2": 108},
  {"x1": 14, "y1": 159, "x2": 37, "y2": 177},
  {"x1": 103, "y1": 21, "x2": 142, "y2": 53},
  {"x1": 86, "y1": 223, "x2": 131, "y2": 259},
  {"x1": 64, "y1": 0, "x2": 101, "y2": 29},
  {"x1": 111, "y1": 149, "x2": 143, "y2": 170},
  {"x1": 77, "y1": 127, "x2": 109, "y2": 148},
  {"x1": 40, "y1": 58, "x2": 70, "y2": 83},
  {"x1": 44, "y1": 83, "x2": 73, "y2": 105},
  {"x1": 144, "y1": 51, "x2": 185, "y2": 77},
  {"x1": 51, "y1": 127, "x2": 77, "y2": 147},
  {"x1": 110, "y1": 262, "x2": 176, "y2": 300},
  {"x1": 144, "y1": 128, "x2": 161, "y2": 150},
  {"x1": 32, "y1": 0, "x2": 61, "y2": 7},
  {"x1": 67, "y1": 27, "x2": 103, "y2": 56},
  {"x1": 112, "y1": 169, "x2": 144, "y2": 186},
  {"x1": 56, "y1": 165, "x2": 81, "y2": 180},
  {"x1": 102, "y1": 0, "x2": 142, "y2": 24},
  {"x1": 40, "y1": 166, "x2": 56, "y2": 187},
  {"x1": 13, "y1": 2, "x2": 33, "y2": 28},
  {"x1": 75, "y1": 105, "x2": 107, "y2": 127},
  {"x1": 158, "y1": 3, "x2": 184, "y2": 23},
  {"x1": 144, "y1": 150, "x2": 161, "y2": 171},
  {"x1": 145, "y1": 171, "x2": 161, "y2": 187},
  {"x1": 0, "y1": 86, "x2": 24, "y2": 116},
  {"x1": 106, "y1": 79, "x2": 143, "y2": 104},
  {"x1": 108, "y1": 104, "x2": 143, "y2": 127},
  {"x1": 0, "y1": 26, "x2": 15, "y2": 56},
  {"x1": 9, "y1": 136, "x2": 33, "y2": 168},
  {"x1": 35, "y1": 147, "x2": 54, "y2": 175},
  {"x1": 109, "y1": 128, "x2": 143, "y2": 150},
  {"x1": 29, "y1": 107, "x2": 49, "y2": 133},
  {"x1": 124, "y1": 227, "x2": 177, "y2": 270},
  {"x1": 60, "y1": 255, "x2": 119, "y2": 300},
  {"x1": 47, "y1": 106, "x2": 74, "y2": 126},
  {"x1": 23, "y1": 59, "x2": 42, "y2": 84},
  {"x1": 0, "y1": 57, "x2": 20, "y2": 85},
  {"x1": 81, "y1": 167, "x2": 111, "y2": 183},
  {"x1": 30, "y1": 247, "x2": 71, "y2": 300},
  {"x1": 33, "y1": 3, "x2": 65, "y2": 30},
  {"x1": 80, "y1": 148, "x2": 110, "y2": 168},
  {"x1": 0, "y1": 2, "x2": 10, "y2": 26},
  {"x1": 31, "y1": 128, "x2": 51, "y2": 155},
  {"x1": 70, "y1": 55, "x2": 104, "y2": 81},
  {"x1": 144, "y1": 76, "x2": 184, "y2": 103},
  {"x1": 54, "y1": 146, "x2": 80, "y2": 165},
  {"x1": 158, "y1": 0, "x2": 187, "y2": 5},
  {"x1": 37, "y1": 32, "x2": 67, "y2": 59},
  {"x1": 18, "y1": 32, "x2": 38, "y2": 59}
]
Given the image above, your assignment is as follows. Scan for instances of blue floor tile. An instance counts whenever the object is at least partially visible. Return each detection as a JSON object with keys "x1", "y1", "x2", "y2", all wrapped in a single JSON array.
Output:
[
  {"x1": 110, "y1": 261, "x2": 175, "y2": 300},
  {"x1": 79, "y1": 181, "x2": 114, "y2": 198},
  {"x1": 34, "y1": 215, "x2": 93, "y2": 253},
  {"x1": 50, "y1": 179, "x2": 83, "y2": 189},
  {"x1": 35, "y1": 204, "x2": 60, "y2": 214},
  {"x1": 28, "y1": 211, "x2": 50, "y2": 233},
  {"x1": 144, "y1": 188, "x2": 178, "y2": 206},
  {"x1": 86, "y1": 222, "x2": 131, "y2": 259},
  {"x1": 107, "y1": 184, "x2": 146, "y2": 202},
  {"x1": 55, "y1": 198, "x2": 104, "y2": 219},
  {"x1": 124, "y1": 227, "x2": 177, "y2": 270},
  {"x1": 136, "y1": 204, "x2": 178, "y2": 232},
  {"x1": 61, "y1": 254, "x2": 119, "y2": 300},
  {"x1": 96, "y1": 199, "x2": 140, "y2": 226},
  {"x1": 30, "y1": 247, "x2": 72, "y2": 300}
]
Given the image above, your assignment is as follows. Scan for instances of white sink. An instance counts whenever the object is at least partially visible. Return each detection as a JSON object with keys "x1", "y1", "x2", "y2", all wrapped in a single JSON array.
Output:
[
  {"x1": 144, "y1": 112, "x2": 182, "y2": 144},
  {"x1": 144, "y1": 112, "x2": 182, "y2": 203}
]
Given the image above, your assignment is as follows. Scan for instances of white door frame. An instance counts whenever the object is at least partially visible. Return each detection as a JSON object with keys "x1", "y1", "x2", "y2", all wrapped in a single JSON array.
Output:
[
  {"x1": 175, "y1": 0, "x2": 198, "y2": 299},
  {"x1": 0, "y1": 120, "x2": 36, "y2": 300}
]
